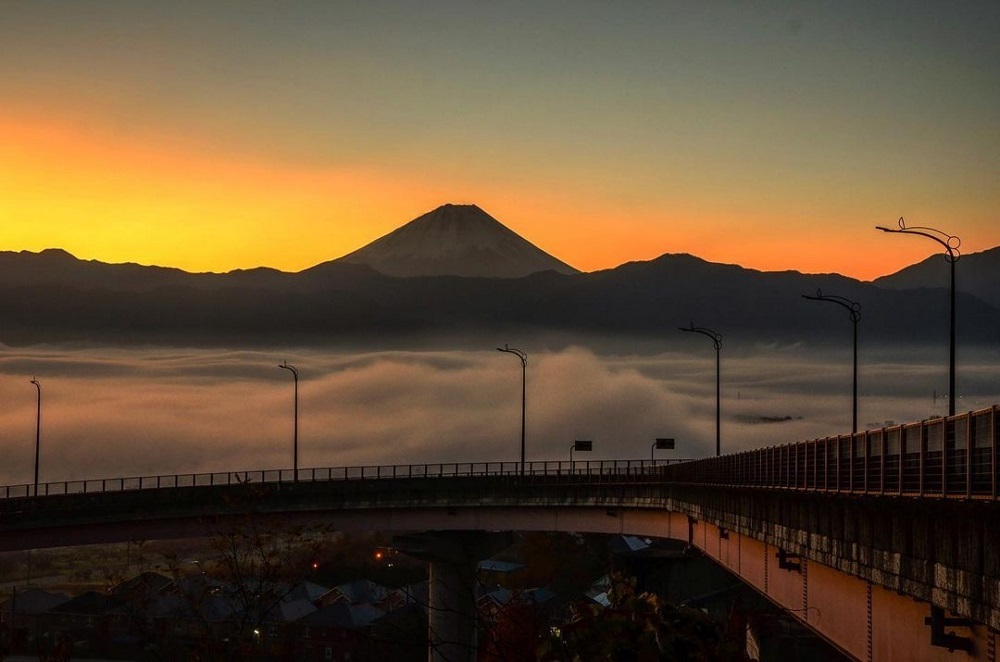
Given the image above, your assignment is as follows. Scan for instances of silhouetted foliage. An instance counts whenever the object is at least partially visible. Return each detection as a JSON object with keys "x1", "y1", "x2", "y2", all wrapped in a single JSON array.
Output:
[
  {"x1": 163, "y1": 486, "x2": 333, "y2": 661},
  {"x1": 538, "y1": 573, "x2": 752, "y2": 662}
]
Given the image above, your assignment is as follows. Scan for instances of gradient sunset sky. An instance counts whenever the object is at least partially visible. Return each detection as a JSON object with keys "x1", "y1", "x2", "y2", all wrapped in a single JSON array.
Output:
[{"x1": 2, "y1": 1, "x2": 996, "y2": 280}]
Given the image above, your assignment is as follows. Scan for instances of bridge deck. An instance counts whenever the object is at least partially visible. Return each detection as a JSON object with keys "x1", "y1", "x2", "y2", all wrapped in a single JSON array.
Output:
[
  {"x1": 3, "y1": 405, "x2": 997, "y2": 502},
  {"x1": 2, "y1": 405, "x2": 999, "y2": 661}
]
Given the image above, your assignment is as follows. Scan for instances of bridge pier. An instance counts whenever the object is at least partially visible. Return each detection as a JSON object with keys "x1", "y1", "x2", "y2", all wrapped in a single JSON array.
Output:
[
  {"x1": 394, "y1": 530, "x2": 511, "y2": 662},
  {"x1": 427, "y1": 556, "x2": 477, "y2": 662}
]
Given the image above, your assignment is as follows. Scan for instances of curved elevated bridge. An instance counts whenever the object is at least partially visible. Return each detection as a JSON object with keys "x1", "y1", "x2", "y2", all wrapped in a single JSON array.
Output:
[{"x1": 2, "y1": 405, "x2": 998, "y2": 661}]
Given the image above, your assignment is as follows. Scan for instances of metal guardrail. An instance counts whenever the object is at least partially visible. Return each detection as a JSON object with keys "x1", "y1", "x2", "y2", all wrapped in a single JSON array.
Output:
[
  {"x1": 3, "y1": 405, "x2": 997, "y2": 502},
  {"x1": 662, "y1": 405, "x2": 1000, "y2": 499},
  {"x1": 0, "y1": 459, "x2": 690, "y2": 500}
]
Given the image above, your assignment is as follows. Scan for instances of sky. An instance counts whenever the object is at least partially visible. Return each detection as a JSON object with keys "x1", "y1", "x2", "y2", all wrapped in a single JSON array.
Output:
[
  {"x1": 3, "y1": 345, "x2": 999, "y2": 486},
  {"x1": 1, "y1": 1, "x2": 997, "y2": 280}
]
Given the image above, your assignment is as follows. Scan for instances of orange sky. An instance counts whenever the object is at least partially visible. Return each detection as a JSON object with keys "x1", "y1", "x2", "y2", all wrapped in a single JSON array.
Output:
[
  {"x1": 4, "y1": 110, "x2": 993, "y2": 281},
  {"x1": 1, "y1": 2, "x2": 996, "y2": 281}
]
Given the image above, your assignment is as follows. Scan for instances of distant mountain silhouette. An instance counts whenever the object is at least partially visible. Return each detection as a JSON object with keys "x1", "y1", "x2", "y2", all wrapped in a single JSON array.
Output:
[
  {"x1": 0, "y1": 248, "x2": 198, "y2": 291},
  {"x1": 874, "y1": 246, "x2": 1000, "y2": 308},
  {"x1": 1, "y1": 241, "x2": 997, "y2": 348},
  {"x1": 335, "y1": 203, "x2": 579, "y2": 278}
]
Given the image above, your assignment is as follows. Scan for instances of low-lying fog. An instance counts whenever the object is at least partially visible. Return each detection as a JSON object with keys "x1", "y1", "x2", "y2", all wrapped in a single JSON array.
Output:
[{"x1": 1, "y1": 343, "x2": 998, "y2": 486}]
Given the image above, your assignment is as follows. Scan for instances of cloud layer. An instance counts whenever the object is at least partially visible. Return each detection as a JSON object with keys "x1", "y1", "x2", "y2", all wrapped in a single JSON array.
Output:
[{"x1": 1, "y1": 344, "x2": 997, "y2": 487}]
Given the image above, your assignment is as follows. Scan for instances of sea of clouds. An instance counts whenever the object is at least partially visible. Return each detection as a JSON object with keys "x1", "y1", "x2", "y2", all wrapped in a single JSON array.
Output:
[{"x1": 1, "y1": 343, "x2": 997, "y2": 487}]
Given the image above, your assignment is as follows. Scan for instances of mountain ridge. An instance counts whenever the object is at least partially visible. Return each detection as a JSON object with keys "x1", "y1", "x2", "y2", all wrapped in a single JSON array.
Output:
[
  {"x1": 3, "y1": 243, "x2": 996, "y2": 293},
  {"x1": 2, "y1": 202, "x2": 996, "y2": 347},
  {"x1": 0, "y1": 245, "x2": 997, "y2": 348},
  {"x1": 874, "y1": 246, "x2": 1000, "y2": 308}
]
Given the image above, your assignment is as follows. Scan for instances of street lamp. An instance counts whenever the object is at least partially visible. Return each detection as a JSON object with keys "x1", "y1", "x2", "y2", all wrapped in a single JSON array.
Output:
[
  {"x1": 679, "y1": 324, "x2": 723, "y2": 457},
  {"x1": 876, "y1": 218, "x2": 961, "y2": 416},
  {"x1": 497, "y1": 344, "x2": 527, "y2": 475},
  {"x1": 30, "y1": 377, "x2": 41, "y2": 496},
  {"x1": 652, "y1": 437, "x2": 675, "y2": 463},
  {"x1": 802, "y1": 290, "x2": 862, "y2": 434},
  {"x1": 278, "y1": 362, "x2": 299, "y2": 481},
  {"x1": 570, "y1": 440, "x2": 592, "y2": 471}
]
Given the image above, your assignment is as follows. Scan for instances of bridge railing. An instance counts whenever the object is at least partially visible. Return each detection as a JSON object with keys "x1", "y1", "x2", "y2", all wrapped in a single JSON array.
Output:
[
  {"x1": 0, "y1": 459, "x2": 690, "y2": 500},
  {"x1": 661, "y1": 405, "x2": 999, "y2": 499},
  {"x1": 5, "y1": 406, "x2": 996, "y2": 501}
]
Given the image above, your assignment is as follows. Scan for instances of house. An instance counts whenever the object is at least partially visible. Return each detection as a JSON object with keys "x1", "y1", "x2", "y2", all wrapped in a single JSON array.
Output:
[
  {"x1": 0, "y1": 588, "x2": 70, "y2": 652},
  {"x1": 584, "y1": 574, "x2": 612, "y2": 607},
  {"x1": 39, "y1": 590, "x2": 121, "y2": 657},
  {"x1": 477, "y1": 586, "x2": 558, "y2": 662},
  {"x1": 111, "y1": 571, "x2": 174, "y2": 599},
  {"x1": 367, "y1": 602, "x2": 426, "y2": 661},
  {"x1": 295, "y1": 602, "x2": 384, "y2": 661},
  {"x1": 375, "y1": 581, "x2": 427, "y2": 614},
  {"x1": 284, "y1": 580, "x2": 329, "y2": 604},
  {"x1": 319, "y1": 579, "x2": 389, "y2": 607}
]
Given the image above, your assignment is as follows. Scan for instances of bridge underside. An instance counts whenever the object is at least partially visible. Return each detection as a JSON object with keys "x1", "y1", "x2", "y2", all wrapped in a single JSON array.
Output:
[{"x1": 3, "y1": 478, "x2": 999, "y2": 660}]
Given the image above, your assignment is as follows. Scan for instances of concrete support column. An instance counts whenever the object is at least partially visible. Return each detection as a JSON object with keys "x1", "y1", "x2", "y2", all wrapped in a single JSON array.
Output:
[
  {"x1": 394, "y1": 530, "x2": 512, "y2": 662},
  {"x1": 428, "y1": 557, "x2": 478, "y2": 662}
]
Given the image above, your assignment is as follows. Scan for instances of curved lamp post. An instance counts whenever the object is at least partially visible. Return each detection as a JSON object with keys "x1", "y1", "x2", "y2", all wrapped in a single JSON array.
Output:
[
  {"x1": 31, "y1": 377, "x2": 41, "y2": 496},
  {"x1": 278, "y1": 362, "x2": 299, "y2": 481},
  {"x1": 802, "y1": 290, "x2": 862, "y2": 434},
  {"x1": 876, "y1": 218, "x2": 961, "y2": 416},
  {"x1": 497, "y1": 344, "x2": 527, "y2": 475},
  {"x1": 679, "y1": 324, "x2": 723, "y2": 456}
]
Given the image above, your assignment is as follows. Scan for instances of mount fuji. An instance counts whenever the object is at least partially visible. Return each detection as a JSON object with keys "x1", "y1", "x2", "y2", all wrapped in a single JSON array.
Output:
[
  {"x1": 336, "y1": 203, "x2": 579, "y2": 278},
  {"x1": 0, "y1": 203, "x2": 997, "y2": 347}
]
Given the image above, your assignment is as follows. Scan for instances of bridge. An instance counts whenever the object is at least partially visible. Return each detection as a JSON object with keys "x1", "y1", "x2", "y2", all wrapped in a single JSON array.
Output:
[{"x1": 2, "y1": 405, "x2": 998, "y2": 661}]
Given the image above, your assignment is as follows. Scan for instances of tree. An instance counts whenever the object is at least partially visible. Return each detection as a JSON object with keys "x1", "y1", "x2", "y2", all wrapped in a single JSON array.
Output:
[
  {"x1": 165, "y1": 487, "x2": 334, "y2": 661},
  {"x1": 538, "y1": 572, "x2": 752, "y2": 662}
]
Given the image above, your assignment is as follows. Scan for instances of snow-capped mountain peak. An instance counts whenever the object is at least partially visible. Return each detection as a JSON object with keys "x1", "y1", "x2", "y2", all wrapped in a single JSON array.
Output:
[{"x1": 337, "y1": 204, "x2": 578, "y2": 278}]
